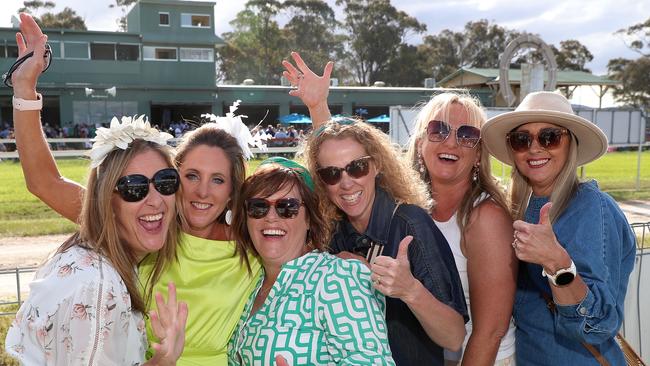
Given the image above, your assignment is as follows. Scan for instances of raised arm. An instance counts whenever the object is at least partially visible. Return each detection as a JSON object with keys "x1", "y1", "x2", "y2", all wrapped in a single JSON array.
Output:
[
  {"x1": 461, "y1": 201, "x2": 517, "y2": 366},
  {"x1": 282, "y1": 52, "x2": 333, "y2": 128},
  {"x1": 11, "y1": 13, "x2": 84, "y2": 222}
]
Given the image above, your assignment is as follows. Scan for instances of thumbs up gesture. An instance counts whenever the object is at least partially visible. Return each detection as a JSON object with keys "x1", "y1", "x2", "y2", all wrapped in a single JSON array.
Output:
[
  {"x1": 370, "y1": 236, "x2": 417, "y2": 299},
  {"x1": 512, "y1": 202, "x2": 565, "y2": 267}
]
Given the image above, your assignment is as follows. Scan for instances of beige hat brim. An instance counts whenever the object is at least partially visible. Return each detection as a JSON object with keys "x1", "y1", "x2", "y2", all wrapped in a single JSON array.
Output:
[{"x1": 482, "y1": 110, "x2": 609, "y2": 167}]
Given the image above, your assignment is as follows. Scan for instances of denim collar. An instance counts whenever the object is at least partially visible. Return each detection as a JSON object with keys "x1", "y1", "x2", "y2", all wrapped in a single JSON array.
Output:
[{"x1": 337, "y1": 186, "x2": 397, "y2": 247}]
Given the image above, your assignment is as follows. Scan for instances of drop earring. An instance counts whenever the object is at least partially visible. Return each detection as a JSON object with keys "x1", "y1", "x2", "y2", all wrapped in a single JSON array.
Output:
[
  {"x1": 417, "y1": 152, "x2": 426, "y2": 174},
  {"x1": 472, "y1": 164, "x2": 479, "y2": 182},
  {"x1": 225, "y1": 209, "x2": 233, "y2": 225}
]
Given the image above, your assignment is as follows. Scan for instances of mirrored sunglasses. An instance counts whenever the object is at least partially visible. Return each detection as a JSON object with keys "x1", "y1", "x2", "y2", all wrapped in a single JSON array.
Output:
[
  {"x1": 245, "y1": 198, "x2": 303, "y2": 219},
  {"x1": 3, "y1": 43, "x2": 53, "y2": 88},
  {"x1": 426, "y1": 120, "x2": 481, "y2": 148},
  {"x1": 316, "y1": 156, "x2": 372, "y2": 185},
  {"x1": 115, "y1": 168, "x2": 180, "y2": 202},
  {"x1": 507, "y1": 127, "x2": 569, "y2": 152}
]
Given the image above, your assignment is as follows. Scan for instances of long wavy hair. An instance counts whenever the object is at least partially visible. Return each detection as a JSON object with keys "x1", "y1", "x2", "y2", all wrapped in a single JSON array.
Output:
[
  {"x1": 232, "y1": 164, "x2": 330, "y2": 272},
  {"x1": 302, "y1": 119, "x2": 430, "y2": 225},
  {"x1": 174, "y1": 123, "x2": 247, "y2": 230},
  {"x1": 509, "y1": 129, "x2": 579, "y2": 222},
  {"x1": 406, "y1": 92, "x2": 511, "y2": 232},
  {"x1": 59, "y1": 140, "x2": 179, "y2": 313}
]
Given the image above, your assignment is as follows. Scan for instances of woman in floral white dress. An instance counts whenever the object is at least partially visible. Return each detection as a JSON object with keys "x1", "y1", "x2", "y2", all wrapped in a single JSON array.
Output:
[{"x1": 4, "y1": 13, "x2": 187, "y2": 365}]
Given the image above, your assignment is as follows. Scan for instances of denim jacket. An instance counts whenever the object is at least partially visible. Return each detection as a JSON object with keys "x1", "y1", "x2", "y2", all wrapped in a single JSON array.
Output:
[
  {"x1": 330, "y1": 187, "x2": 468, "y2": 366},
  {"x1": 514, "y1": 180, "x2": 636, "y2": 365}
]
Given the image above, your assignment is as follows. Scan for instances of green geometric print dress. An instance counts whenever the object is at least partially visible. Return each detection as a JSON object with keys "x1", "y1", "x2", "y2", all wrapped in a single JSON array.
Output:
[{"x1": 228, "y1": 251, "x2": 395, "y2": 365}]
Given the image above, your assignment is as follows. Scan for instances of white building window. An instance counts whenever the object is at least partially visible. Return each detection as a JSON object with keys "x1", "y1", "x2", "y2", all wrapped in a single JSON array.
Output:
[
  {"x1": 159, "y1": 12, "x2": 170, "y2": 26},
  {"x1": 143, "y1": 46, "x2": 177, "y2": 61},
  {"x1": 179, "y1": 48, "x2": 213, "y2": 62},
  {"x1": 181, "y1": 13, "x2": 210, "y2": 28}
]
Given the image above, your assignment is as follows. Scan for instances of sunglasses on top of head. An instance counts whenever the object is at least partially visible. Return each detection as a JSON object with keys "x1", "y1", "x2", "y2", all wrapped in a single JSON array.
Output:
[
  {"x1": 245, "y1": 198, "x2": 303, "y2": 219},
  {"x1": 316, "y1": 156, "x2": 372, "y2": 185},
  {"x1": 506, "y1": 127, "x2": 569, "y2": 153},
  {"x1": 426, "y1": 120, "x2": 481, "y2": 148},
  {"x1": 115, "y1": 168, "x2": 180, "y2": 202}
]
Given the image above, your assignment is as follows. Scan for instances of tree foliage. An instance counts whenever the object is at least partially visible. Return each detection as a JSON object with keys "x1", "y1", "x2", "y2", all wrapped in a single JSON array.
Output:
[
  {"x1": 335, "y1": 0, "x2": 426, "y2": 85},
  {"x1": 109, "y1": 0, "x2": 137, "y2": 31},
  {"x1": 552, "y1": 40, "x2": 593, "y2": 72},
  {"x1": 19, "y1": 1, "x2": 86, "y2": 30},
  {"x1": 608, "y1": 17, "x2": 650, "y2": 109}
]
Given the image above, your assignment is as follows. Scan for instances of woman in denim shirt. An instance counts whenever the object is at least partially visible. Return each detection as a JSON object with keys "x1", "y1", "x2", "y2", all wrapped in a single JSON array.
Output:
[
  {"x1": 283, "y1": 53, "x2": 468, "y2": 365},
  {"x1": 482, "y1": 91, "x2": 636, "y2": 365}
]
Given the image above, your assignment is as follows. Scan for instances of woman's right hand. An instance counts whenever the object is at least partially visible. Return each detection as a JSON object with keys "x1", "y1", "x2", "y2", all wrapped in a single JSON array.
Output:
[
  {"x1": 13, "y1": 13, "x2": 48, "y2": 94},
  {"x1": 146, "y1": 282, "x2": 189, "y2": 366},
  {"x1": 282, "y1": 52, "x2": 333, "y2": 110}
]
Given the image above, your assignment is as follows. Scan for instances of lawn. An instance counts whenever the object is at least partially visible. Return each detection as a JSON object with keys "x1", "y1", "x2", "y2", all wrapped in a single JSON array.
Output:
[{"x1": 0, "y1": 151, "x2": 649, "y2": 237}]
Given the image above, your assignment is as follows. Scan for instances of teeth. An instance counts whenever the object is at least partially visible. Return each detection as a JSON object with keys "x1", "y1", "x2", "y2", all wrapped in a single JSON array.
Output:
[
  {"x1": 341, "y1": 191, "x2": 362, "y2": 202},
  {"x1": 191, "y1": 202, "x2": 212, "y2": 210},
  {"x1": 529, "y1": 159, "x2": 549, "y2": 166},
  {"x1": 140, "y1": 213, "x2": 162, "y2": 222},
  {"x1": 263, "y1": 229, "x2": 286, "y2": 236},
  {"x1": 438, "y1": 153, "x2": 459, "y2": 161}
]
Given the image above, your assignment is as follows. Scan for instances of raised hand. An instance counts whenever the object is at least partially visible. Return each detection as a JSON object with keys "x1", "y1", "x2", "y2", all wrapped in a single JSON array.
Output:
[
  {"x1": 12, "y1": 13, "x2": 49, "y2": 93},
  {"x1": 282, "y1": 52, "x2": 333, "y2": 111},
  {"x1": 145, "y1": 282, "x2": 189, "y2": 366},
  {"x1": 370, "y1": 236, "x2": 417, "y2": 299}
]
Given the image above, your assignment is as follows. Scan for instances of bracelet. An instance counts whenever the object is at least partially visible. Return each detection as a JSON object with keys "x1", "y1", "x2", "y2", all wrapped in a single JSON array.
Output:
[{"x1": 13, "y1": 93, "x2": 43, "y2": 111}]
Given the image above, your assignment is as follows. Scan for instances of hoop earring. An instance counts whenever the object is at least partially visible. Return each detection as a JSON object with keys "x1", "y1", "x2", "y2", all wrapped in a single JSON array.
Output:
[{"x1": 225, "y1": 209, "x2": 233, "y2": 225}]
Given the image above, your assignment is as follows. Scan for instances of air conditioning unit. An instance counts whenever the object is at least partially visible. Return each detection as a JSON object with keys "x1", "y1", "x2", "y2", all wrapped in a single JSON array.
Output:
[{"x1": 330, "y1": 78, "x2": 339, "y2": 87}]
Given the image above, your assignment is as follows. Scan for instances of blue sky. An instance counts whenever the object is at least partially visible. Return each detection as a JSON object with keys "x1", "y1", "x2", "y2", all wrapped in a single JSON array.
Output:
[{"x1": 2, "y1": 0, "x2": 648, "y2": 75}]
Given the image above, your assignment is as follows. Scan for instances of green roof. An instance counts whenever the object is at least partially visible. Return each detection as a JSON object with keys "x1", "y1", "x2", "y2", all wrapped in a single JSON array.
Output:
[{"x1": 439, "y1": 67, "x2": 620, "y2": 86}]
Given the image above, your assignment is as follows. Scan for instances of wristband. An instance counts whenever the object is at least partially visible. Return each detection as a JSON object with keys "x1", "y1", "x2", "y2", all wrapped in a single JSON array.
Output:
[{"x1": 13, "y1": 93, "x2": 43, "y2": 111}]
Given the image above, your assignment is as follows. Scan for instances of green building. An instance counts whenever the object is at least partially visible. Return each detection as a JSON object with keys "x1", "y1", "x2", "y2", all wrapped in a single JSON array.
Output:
[{"x1": 0, "y1": 0, "x2": 491, "y2": 132}]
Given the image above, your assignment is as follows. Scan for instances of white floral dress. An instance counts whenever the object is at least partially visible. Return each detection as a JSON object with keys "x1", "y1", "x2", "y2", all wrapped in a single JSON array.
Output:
[{"x1": 5, "y1": 245, "x2": 147, "y2": 365}]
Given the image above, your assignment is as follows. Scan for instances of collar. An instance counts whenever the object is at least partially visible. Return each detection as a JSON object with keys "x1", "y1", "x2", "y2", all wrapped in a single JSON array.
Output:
[{"x1": 337, "y1": 186, "x2": 397, "y2": 247}]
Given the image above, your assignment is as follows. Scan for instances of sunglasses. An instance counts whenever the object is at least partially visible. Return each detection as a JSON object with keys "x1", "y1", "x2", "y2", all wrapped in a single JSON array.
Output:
[
  {"x1": 3, "y1": 43, "x2": 53, "y2": 88},
  {"x1": 245, "y1": 198, "x2": 303, "y2": 219},
  {"x1": 426, "y1": 120, "x2": 481, "y2": 148},
  {"x1": 316, "y1": 156, "x2": 372, "y2": 185},
  {"x1": 507, "y1": 127, "x2": 569, "y2": 152},
  {"x1": 115, "y1": 168, "x2": 180, "y2": 202}
]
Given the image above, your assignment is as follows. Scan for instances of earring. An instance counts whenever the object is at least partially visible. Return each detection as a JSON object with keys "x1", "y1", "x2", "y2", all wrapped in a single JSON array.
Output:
[
  {"x1": 417, "y1": 152, "x2": 426, "y2": 174},
  {"x1": 225, "y1": 209, "x2": 233, "y2": 225},
  {"x1": 472, "y1": 164, "x2": 479, "y2": 182}
]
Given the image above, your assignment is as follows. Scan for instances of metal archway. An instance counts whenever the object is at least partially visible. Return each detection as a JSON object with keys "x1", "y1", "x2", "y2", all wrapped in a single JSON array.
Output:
[{"x1": 499, "y1": 34, "x2": 558, "y2": 107}]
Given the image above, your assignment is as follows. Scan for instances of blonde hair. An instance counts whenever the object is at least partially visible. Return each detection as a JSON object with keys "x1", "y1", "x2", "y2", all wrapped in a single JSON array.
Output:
[
  {"x1": 302, "y1": 119, "x2": 430, "y2": 225},
  {"x1": 406, "y1": 92, "x2": 511, "y2": 231},
  {"x1": 59, "y1": 140, "x2": 179, "y2": 313},
  {"x1": 509, "y1": 130, "x2": 579, "y2": 222}
]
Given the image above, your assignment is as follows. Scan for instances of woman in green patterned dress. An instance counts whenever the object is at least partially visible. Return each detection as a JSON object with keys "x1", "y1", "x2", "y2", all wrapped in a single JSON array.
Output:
[{"x1": 228, "y1": 158, "x2": 395, "y2": 365}]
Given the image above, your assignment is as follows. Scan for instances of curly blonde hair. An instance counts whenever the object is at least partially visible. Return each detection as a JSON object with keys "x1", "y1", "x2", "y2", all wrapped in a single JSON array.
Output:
[{"x1": 301, "y1": 119, "x2": 431, "y2": 225}]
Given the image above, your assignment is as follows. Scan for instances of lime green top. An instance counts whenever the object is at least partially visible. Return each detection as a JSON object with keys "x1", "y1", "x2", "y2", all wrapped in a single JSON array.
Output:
[{"x1": 140, "y1": 232, "x2": 262, "y2": 366}]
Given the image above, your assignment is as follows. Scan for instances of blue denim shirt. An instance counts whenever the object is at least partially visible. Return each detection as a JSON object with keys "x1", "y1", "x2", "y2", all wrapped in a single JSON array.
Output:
[
  {"x1": 329, "y1": 187, "x2": 468, "y2": 366},
  {"x1": 514, "y1": 180, "x2": 636, "y2": 365}
]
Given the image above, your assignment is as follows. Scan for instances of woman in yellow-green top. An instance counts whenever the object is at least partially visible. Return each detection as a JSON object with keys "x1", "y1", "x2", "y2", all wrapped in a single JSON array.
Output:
[{"x1": 13, "y1": 93, "x2": 263, "y2": 364}]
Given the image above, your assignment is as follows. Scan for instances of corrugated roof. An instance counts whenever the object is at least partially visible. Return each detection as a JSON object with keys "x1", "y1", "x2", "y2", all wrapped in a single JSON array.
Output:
[{"x1": 439, "y1": 67, "x2": 619, "y2": 86}]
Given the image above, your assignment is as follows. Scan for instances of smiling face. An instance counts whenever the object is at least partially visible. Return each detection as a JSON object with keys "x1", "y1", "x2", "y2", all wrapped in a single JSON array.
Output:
[
  {"x1": 511, "y1": 122, "x2": 570, "y2": 196},
  {"x1": 179, "y1": 145, "x2": 233, "y2": 238},
  {"x1": 112, "y1": 149, "x2": 176, "y2": 260},
  {"x1": 419, "y1": 103, "x2": 481, "y2": 190},
  {"x1": 317, "y1": 137, "x2": 378, "y2": 233},
  {"x1": 247, "y1": 184, "x2": 310, "y2": 269}
]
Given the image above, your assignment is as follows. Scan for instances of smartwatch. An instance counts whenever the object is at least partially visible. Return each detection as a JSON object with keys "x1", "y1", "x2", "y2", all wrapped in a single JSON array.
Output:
[
  {"x1": 13, "y1": 93, "x2": 43, "y2": 111},
  {"x1": 542, "y1": 260, "x2": 576, "y2": 287}
]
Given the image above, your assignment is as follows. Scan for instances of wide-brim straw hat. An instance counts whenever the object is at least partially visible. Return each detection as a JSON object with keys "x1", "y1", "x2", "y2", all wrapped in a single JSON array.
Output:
[{"x1": 482, "y1": 91, "x2": 608, "y2": 166}]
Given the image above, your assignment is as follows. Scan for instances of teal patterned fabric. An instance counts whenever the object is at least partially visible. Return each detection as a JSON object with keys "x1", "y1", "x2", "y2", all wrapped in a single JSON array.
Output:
[{"x1": 228, "y1": 251, "x2": 395, "y2": 365}]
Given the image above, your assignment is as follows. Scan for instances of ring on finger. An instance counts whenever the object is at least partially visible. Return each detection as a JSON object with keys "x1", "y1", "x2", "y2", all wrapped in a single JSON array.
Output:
[{"x1": 512, "y1": 238, "x2": 518, "y2": 249}]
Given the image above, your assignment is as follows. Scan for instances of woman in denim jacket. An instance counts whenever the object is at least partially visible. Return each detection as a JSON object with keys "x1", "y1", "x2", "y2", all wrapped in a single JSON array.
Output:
[
  {"x1": 284, "y1": 53, "x2": 468, "y2": 365},
  {"x1": 482, "y1": 91, "x2": 636, "y2": 365}
]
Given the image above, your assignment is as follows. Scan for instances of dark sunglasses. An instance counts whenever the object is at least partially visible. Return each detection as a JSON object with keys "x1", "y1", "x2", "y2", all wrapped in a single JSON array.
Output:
[
  {"x1": 115, "y1": 168, "x2": 180, "y2": 202},
  {"x1": 3, "y1": 43, "x2": 53, "y2": 88},
  {"x1": 507, "y1": 127, "x2": 569, "y2": 152},
  {"x1": 426, "y1": 120, "x2": 481, "y2": 148},
  {"x1": 245, "y1": 198, "x2": 303, "y2": 219},
  {"x1": 316, "y1": 156, "x2": 372, "y2": 185}
]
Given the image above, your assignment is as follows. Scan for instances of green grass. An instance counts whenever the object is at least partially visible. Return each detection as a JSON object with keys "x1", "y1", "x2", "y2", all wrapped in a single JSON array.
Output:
[
  {"x1": 0, "y1": 304, "x2": 20, "y2": 366},
  {"x1": 0, "y1": 151, "x2": 648, "y2": 237}
]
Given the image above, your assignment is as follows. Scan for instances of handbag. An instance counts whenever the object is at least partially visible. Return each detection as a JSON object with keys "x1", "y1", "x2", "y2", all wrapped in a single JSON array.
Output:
[{"x1": 540, "y1": 291, "x2": 646, "y2": 366}]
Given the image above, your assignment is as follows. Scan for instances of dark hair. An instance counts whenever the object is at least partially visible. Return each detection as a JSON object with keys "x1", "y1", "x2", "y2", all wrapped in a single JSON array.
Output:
[
  {"x1": 174, "y1": 123, "x2": 246, "y2": 225},
  {"x1": 232, "y1": 164, "x2": 330, "y2": 272}
]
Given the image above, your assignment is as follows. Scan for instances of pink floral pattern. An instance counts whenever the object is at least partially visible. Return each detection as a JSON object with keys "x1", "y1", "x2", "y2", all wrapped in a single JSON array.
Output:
[{"x1": 5, "y1": 245, "x2": 147, "y2": 365}]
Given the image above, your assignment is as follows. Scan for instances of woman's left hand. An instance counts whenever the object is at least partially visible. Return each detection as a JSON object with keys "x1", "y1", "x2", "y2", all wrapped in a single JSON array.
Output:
[
  {"x1": 512, "y1": 202, "x2": 570, "y2": 271},
  {"x1": 145, "y1": 282, "x2": 189, "y2": 366},
  {"x1": 370, "y1": 236, "x2": 417, "y2": 299}
]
